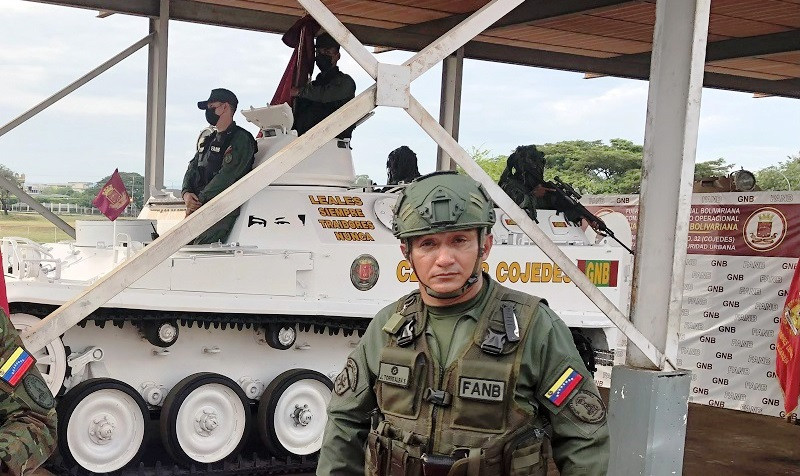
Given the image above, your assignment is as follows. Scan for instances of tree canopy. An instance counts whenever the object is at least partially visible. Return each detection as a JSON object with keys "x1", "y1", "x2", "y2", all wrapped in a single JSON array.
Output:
[{"x1": 471, "y1": 140, "x2": 798, "y2": 194}]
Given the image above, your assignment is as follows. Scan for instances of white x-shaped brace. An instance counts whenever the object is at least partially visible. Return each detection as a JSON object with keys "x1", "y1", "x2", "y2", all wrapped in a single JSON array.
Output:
[{"x1": 24, "y1": 0, "x2": 666, "y2": 370}]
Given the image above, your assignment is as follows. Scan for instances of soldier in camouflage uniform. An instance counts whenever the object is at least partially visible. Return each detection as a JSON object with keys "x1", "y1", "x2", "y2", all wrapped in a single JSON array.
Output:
[
  {"x1": 317, "y1": 171, "x2": 609, "y2": 475},
  {"x1": 182, "y1": 88, "x2": 257, "y2": 245},
  {"x1": 0, "y1": 311, "x2": 57, "y2": 476}
]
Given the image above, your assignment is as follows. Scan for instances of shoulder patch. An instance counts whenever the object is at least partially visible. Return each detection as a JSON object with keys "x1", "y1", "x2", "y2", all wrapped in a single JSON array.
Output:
[
  {"x1": 334, "y1": 358, "x2": 359, "y2": 396},
  {"x1": 544, "y1": 367, "x2": 583, "y2": 407},
  {"x1": 568, "y1": 390, "x2": 605, "y2": 424},
  {"x1": 0, "y1": 346, "x2": 35, "y2": 387},
  {"x1": 224, "y1": 155, "x2": 233, "y2": 164},
  {"x1": 22, "y1": 374, "x2": 55, "y2": 409}
]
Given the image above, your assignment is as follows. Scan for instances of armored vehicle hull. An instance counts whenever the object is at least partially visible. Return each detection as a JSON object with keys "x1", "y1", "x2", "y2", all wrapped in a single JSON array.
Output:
[{"x1": 2, "y1": 106, "x2": 632, "y2": 474}]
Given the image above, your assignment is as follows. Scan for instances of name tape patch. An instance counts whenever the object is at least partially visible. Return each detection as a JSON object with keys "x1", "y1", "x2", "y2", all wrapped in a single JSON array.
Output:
[
  {"x1": 458, "y1": 377, "x2": 505, "y2": 402},
  {"x1": 378, "y1": 363, "x2": 411, "y2": 387}
]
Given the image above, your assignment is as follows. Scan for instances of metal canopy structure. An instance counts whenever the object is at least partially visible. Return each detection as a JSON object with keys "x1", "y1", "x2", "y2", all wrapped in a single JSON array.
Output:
[
  {"x1": 29, "y1": 0, "x2": 800, "y2": 99},
  {"x1": 14, "y1": 0, "x2": 736, "y2": 472}
]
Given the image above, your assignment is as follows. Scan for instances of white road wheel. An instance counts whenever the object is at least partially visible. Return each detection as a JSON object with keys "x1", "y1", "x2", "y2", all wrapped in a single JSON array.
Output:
[
  {"x1": 11, "y1": 312, "x2": 67, "y2": 395},
  {"x1": 258, "y1": 369, "x2": 333, "y2": 456},
  {"x1": 57, "y1": 379, "x2": 147, "y2": 473},
  {"x1": 160, "y1": 373, "x2": 251, "y2": 465}
]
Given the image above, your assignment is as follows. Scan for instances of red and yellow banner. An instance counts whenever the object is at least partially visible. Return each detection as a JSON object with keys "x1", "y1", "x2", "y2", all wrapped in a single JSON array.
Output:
[
  {"x1": 92, "y1": 169, "x2": 130, "y2": 221},
  {"x1": 776, "y1": 259, "x2": 800, "y2": 415}
]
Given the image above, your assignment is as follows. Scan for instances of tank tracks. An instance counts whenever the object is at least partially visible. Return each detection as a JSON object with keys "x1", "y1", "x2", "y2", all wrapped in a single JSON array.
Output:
[
  {"x1": 46, "y1": 454, "x2": 318, "y2": 476},
  {"x1": 14, "y1": 302, "x2": 367, "y2": 476},
  {"x1": 12, "y1": 302, "x2": 369, "y2": 337}
]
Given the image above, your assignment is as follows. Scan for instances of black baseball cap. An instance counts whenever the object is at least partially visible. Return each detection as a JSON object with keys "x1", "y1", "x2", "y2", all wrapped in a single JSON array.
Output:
[
  {"x1": 315, "y1": 32, "x2": 339, "y2": 49},
  {"x1": 197, "y1": 88, "x2": 238, "y2": 110}
]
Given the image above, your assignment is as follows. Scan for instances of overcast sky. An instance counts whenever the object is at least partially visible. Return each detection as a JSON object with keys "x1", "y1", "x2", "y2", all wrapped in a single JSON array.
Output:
[{"x1": 2, "y1": 0, "x2": 798, "y2": 188}]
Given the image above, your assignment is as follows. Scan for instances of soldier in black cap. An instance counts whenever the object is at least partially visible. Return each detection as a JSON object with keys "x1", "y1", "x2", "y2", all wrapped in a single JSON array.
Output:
[
  {"x1": 181, "y1": 88, "x2": 257, "y2": 244},
  {"x1": 291, "y1": 32, "x2": 356, "y2": 139}
]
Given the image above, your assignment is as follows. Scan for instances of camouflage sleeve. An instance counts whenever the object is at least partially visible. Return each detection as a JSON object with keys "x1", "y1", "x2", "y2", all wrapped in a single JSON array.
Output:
[
  {"x1": 523, "y1": 304, "x2": 609, "y2": 476},
  {"x1": 197, "y1": 130, "x2": 255, "y2": 203},
  {"x1": 316, "y1": 305, "x2": 392, "y2": 476},
  {"x1": 298, "y1": 73, "x2": 356, "y2": 104},
  {"x1": 181, "y1": 153, "x2": 201, "y2": 197},
  {"x1": 0, "y1": 316, "x2": 57, "y2": 476}
]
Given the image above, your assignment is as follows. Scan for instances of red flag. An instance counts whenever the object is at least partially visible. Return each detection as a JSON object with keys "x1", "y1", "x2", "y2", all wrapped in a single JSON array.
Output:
[
  {"x1": 92, "y1": 169, "x2": 130, "y2": 221},
  {"x1": 776, "y1": 259, "x2": 800, "y2": 415},
  {"x1": 0, "y1": 248, "x2": 10, "y2": 317},
  {"x1": 270, "y1": 15, "x2": 320, "y2": 106}
]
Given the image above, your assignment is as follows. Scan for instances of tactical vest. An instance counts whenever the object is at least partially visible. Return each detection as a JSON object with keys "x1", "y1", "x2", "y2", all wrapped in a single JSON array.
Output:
[
  {"x1": 192, "y1": 125, "x2": 255, "y2": 192},
  {"x1": 366, "y1": 284, "x2": 551, "y2": 476}
]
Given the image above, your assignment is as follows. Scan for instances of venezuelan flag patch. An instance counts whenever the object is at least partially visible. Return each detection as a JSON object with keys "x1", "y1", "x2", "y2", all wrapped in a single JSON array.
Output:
[
  {"x1": 544, "y1": 367, "x2": 584, "y2": 406},
  {"x1": 1, "y1": 347, "x2": 35, "y2": 387}
]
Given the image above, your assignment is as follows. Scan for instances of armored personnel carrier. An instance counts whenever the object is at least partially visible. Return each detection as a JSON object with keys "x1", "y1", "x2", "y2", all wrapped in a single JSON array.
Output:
[{"x1": 2, "y1": 105, "x2": 632, "y2": 474}]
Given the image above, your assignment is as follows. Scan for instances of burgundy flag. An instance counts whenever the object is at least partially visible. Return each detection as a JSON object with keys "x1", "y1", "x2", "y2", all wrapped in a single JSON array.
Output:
[
  {"x1": 777, "y1": 260, "x2": 800, "y2": 415},
  {"x1": 271, "y1": 15, "x2": 320, "y2": 106},
  {"x1": 92, "y1": 169, "x2": 130, "y2": 221}
]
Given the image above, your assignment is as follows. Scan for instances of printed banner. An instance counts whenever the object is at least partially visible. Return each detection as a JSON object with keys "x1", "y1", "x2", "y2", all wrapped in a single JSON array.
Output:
[{"x1": 582, "y1": 192, "x2": 800, "y2": 419}]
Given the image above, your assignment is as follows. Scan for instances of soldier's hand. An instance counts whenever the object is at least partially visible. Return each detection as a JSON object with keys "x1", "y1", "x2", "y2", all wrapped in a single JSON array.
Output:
[
  {"x1": 533, "y1": 184, "x2": 555, "y2": 198},
  {"x1": 183, "y1": 192, "x2": 201, "y2": 215}
]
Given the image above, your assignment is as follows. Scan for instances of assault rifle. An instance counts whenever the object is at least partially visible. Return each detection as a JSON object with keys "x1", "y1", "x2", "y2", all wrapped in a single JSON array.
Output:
[{"x1": 543, "y1": 176, "x2": 634, "y2": 255}]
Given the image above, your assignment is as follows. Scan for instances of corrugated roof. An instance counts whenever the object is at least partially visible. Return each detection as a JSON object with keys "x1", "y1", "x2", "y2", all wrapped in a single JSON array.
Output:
[{"x1": 28, "y1": 0, "x2": 800, "y2": 98}]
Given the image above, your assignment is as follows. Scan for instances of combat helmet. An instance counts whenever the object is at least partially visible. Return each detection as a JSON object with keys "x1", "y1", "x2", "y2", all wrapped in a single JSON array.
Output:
[{"x1": 393, "y1": 171, "x2": 495, "y2": 299}]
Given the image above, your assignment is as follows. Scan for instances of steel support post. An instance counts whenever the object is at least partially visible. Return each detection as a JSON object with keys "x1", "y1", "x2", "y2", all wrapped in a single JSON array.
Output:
[
  {"x1": 608, "y1": 367, "x2": 692, "y2": 475},
  {"x1": 628, "y1": 0, "x2": 710, "y2": 368},
  {"x1": 436, "y1": 48, "x2": 463, "y2": 171},
  {"x1": 23, "y1": 88, "x2": 377, "y2": 353},
  {"x1": 610, "y1": 1, "x2": 710, "y2": 473},
  {"x1": 144, "y1": 0, "x2": 168, "y2": 197},
  {"x1": 0, "y1": 175, "x2": 75, "y2": 239}
]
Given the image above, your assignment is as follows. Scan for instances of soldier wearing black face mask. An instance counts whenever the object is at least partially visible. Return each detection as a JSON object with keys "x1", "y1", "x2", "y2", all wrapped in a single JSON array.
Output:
[
  {"x1": 291, "y1": 32, "x2": 356, "y2": 139},
  {"x1": 181, "y1": 88, "x2": 257, "y2": 244}
]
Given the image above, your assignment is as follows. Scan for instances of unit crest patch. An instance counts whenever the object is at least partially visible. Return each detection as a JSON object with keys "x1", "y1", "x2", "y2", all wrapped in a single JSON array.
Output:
[
  {"x1": 22, "y1": 374, "x2": 55, "y2": 410},
  {"x1": 334, "y1": 358, "x2": 359, "y2": 396},
  {"x1": 568, "y1": 390, "x2": 606, "y2": 424}
]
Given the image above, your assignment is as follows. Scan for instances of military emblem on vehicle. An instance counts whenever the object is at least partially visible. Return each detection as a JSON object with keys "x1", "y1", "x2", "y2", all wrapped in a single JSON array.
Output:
[{"x1": 350, "y1": 254, "x2": 379, "y2": 291}]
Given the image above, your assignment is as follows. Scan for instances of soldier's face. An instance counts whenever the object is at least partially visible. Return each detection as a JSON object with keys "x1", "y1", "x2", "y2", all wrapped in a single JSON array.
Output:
[{"x1": 403, "y1": 229, "x2": 492, "y2": 298}]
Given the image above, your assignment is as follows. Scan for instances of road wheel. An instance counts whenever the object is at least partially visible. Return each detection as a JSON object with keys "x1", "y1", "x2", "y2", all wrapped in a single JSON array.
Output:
[
  {"x1": 160, "y1": 372, "x2": 251, "y2": 465},
  {"x1": 11, "y1": 312, "x2": 67, "y2": 395},
  {"x1": 257, "y1": 369, "x2": 332, "y2": 456},
  {"x1": 57, "y1": 378, "x2": 147, "y2": 473}
]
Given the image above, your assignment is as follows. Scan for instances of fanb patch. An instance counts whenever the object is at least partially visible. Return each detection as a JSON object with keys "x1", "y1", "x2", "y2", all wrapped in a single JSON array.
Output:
[
  {"x1": 334, "y1": 358, "x2": 359, "y2": 396},
  {"x1": 22, "y1": 374, "x2": 55, "y2": 410},
  {"x1": 458, "y1": 377, "x2": 505, "y2": 402},
  {"x1": 568, "y1": 390, "x2": 606, "y2": 424},
  {"x1": 378, "y1": 363, "x2": 410, "y2": 387}
]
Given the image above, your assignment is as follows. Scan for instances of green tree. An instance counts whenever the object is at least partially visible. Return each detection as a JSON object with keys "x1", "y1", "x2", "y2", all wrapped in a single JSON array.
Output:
[
  {"x1": 465, "y1": 146, "x2": 508, "y2": 181},
  {"x1": 755, "y1": 152, "x2": 800, "y2": 190},
  {"x1": 0, "y1": 165, "x2": 22, "y2": 214},
  {"x1": 536, "y1": 139, "x2": 643, "y2": 194},
  {"x1": 694, "y1": 158, "x2": 733, "y2": 179}
]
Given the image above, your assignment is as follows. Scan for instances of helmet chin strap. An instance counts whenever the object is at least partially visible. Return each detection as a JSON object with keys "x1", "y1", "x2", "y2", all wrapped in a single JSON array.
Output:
[{"x1": 406, "y1": 230, "x2": 486, "y2": 301}]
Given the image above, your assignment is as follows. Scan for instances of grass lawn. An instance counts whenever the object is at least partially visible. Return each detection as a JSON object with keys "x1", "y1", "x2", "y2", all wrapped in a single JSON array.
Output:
[{"x1": 0, "y1": 213, "x2": 105, "y2": 243}]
